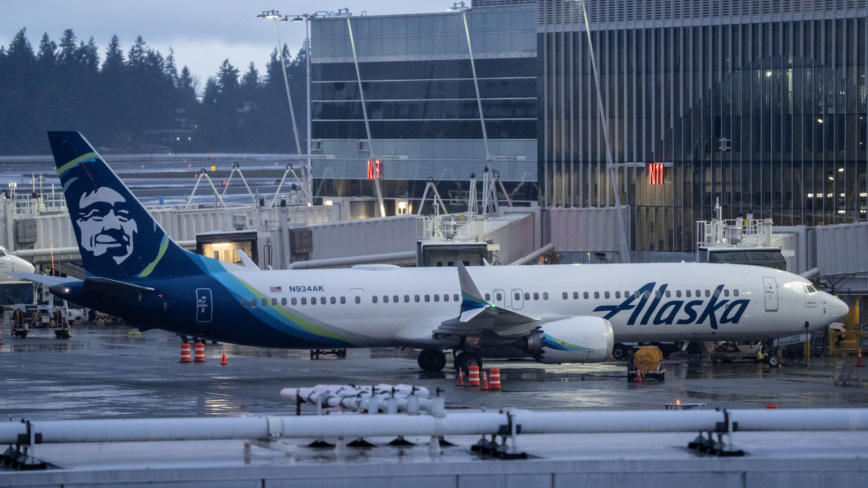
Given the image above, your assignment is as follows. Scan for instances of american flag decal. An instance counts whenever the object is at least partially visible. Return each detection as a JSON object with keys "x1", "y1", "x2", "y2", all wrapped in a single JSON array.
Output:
[{"x1": 270, "y1": 286, "x2": 282, "y2": 293}]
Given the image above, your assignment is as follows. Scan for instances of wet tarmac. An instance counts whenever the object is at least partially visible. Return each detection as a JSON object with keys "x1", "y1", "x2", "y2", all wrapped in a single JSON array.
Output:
[{"x1": 1, "y1": 326, "x2": 866, "y2": 420}]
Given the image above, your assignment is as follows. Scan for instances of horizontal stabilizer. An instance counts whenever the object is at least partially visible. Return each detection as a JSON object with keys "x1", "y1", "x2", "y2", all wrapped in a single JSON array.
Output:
[{"x1": 11, "y1": 272, "x2": 79, "y2": 286}]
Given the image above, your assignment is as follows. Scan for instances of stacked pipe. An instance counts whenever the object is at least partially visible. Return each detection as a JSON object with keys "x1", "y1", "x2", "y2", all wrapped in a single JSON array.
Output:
[{"x1": 280, "y1": 384, "x2": 444, "y2": 417}]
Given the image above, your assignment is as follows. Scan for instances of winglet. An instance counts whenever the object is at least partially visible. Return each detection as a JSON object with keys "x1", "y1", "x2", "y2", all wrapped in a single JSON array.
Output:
[
  {"x1": 236, "y1": 249, "x2": 260, "y2": 270},
  {"x1": 456, "y1": 262, "x2": 488, "y2": 315}
]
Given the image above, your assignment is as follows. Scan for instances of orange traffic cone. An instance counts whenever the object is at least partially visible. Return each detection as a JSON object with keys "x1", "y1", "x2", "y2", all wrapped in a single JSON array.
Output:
[
  {"x1": 856, "y1": 350, "x2": 864, "y2": 368},
  {"x1": 468, "y1": 365, "x2": 480, "y2": 387},
  {"x1": 489, "y1": 368, "x2": 501, "y2": 389},
  {"x1": 635, "y1": 371, "x2": 643, "y2": 382},
  {"x1": 220, "y1": 346, "x2": 228, "y2": 366},
  {"x1": 179, "y1": 343, "x2": 191, "y2": 363},
  {"x1": 766, "y1": 404, "x2": 778, "y2": 409},
  {"x1": 456, "y1": 369, "x2": 464, "y2": 387},
  {"x1": 194, "y1": 342, "x2": 206, "y2": 363},
  {"x1": 481, "y1": 371, "x2": 489, "y2": 390}
]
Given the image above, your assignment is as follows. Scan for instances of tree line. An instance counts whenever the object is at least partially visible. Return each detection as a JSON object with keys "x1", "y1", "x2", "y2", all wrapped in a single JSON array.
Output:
[{"x1": 0, "y1": 28, "x2": 307, "y2": 154}]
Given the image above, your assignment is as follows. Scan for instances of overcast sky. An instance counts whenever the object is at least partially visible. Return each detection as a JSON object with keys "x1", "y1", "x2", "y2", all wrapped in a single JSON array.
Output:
[{"x1": 1, "y1": 0, "x2": 441, "y2": 89}]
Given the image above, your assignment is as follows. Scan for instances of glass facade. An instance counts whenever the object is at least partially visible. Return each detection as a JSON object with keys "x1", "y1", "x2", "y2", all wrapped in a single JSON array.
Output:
[
  {"x1": 310, "y1": 8, "x2": 539, "y2": 207},
  {"x1": 539, "y1": 0, "x2": 868, "y2": 261}
]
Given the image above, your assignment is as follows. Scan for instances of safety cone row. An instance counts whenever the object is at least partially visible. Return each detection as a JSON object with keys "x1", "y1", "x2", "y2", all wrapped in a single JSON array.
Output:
[
  {"x1": 856, "y1": 350, "x2": 864, "y2": 368},
  {"x1": 468, "y1": 365, "x2": 480, "y2": 386},
  {"x1": 194, "y1": 342, "x2": 206, "y2": 362},
  {"x1": 221, "y1": 346, "x2": 228, "y2": 366},
  {"x1": 179, "y1": 343, "x2": 191, "y2": 363},
  {"x1": 489, "y1": 369, "x2": 501, "y2": 390}
]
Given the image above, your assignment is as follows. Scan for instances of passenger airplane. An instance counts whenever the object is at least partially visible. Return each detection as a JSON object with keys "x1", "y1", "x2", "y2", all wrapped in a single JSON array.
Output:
[
  {"x1": 0, "y1": 246, "x2": 35, "y2": 282},
  {"x1": 17, "y1": 132, "x2": 848, "y2": 372}
]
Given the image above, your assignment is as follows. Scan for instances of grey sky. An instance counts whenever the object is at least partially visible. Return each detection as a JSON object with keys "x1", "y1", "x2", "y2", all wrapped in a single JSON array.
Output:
[{"x1": 1, "y1": 0, "x2": 441, "y2": 89}]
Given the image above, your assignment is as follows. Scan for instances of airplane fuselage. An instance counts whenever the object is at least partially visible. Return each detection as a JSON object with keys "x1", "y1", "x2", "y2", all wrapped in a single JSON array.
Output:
[{"x1": 64, "y1": 260, "x2": 840, "y2": 349}]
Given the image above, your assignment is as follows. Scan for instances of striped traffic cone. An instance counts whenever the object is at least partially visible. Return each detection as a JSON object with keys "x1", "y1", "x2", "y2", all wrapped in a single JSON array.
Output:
[
  {"x1": 489, "y1": 368, "x2": 501, "y2": 389},
  {"x1": 468, "y1": 365, "x2": 480, "y2": 387},
  {"x1": 481, "y1": 371, "x2": 489, "y2": 390},
  {"x1": 179, "y1": 343, "x2": 191, "y2": 363},
  {"x1": 220, "y1": 346, "x2": 228, "y2": 366},
  {"x1": 456, "y1": 369, "x2": 464, "y2": 387},
  {"x1": 194, "y1": 342, "x2": 206, "y2": 363}
]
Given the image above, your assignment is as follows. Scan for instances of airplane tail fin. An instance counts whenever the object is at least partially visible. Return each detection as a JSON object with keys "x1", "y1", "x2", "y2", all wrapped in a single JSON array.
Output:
[{"x1": 48, "y1": 131, "x2": 197, "y2": 279}]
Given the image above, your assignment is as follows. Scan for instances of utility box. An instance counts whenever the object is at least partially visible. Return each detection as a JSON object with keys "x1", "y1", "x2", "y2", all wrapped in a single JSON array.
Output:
[
  {"x1": 16, "y1": 219, "x2": 37, "y2": 244},
  {"x1": 290, "y1": 228, "x2": 313, "y2": 255},
  {"x1": 417, "y1": 241, "x2": 488, "y2": 267}
]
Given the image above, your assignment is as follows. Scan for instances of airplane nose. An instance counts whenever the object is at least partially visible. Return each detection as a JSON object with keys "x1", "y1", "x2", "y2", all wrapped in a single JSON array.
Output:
[{"x1": 830, "y1": 296, "x2": 849, "y2": 322}]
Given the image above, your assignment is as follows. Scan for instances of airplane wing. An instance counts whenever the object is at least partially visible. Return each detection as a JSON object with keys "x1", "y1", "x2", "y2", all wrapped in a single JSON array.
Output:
[
  {"x1": 433, "y1": 262, "x2": 540, "y2": 337},
  {"x1": 236, "y1": 250, "x2": 260, "y2": 270},
  {"x1": 11, "y1": 272, "x2": 80, "y2": 286}
]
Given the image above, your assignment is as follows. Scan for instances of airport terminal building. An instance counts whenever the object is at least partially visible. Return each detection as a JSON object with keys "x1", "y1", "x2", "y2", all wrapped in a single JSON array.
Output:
[{"x1": 310, "y1": 0, "x2": 868, "y2": 259}]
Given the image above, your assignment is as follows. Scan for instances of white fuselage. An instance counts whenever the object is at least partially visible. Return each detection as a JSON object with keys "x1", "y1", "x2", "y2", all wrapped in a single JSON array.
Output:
[
  {"x1": 0, "y1": 248, "x2": 35, "y2": 283},
  {"x1": 228, "y1": 262, "x2": 846, "y2": 348}
]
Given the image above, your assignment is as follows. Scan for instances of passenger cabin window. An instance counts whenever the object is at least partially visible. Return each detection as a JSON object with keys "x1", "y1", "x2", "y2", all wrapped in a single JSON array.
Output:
[
  {"x1": 665, "y1": 291, "x2": 671, "y2": 298},
  {"x1": 524, "y1": 293, "x2": 530, "y2": 300},
  {"x1": 292, "y1": 298, "x2": 297, "y2": 305},
  {"x1": 733, "y1": 289, "x2": 739, "y2": 297},
  {"x1": 573, "y1": 292, "x2": 579, "y2": 299},
  {"x1": 643, "y1": 291, "x2": 651, "y2": 298},
  {"x1": 354, "y1": 296, "x2": 360, "y2": 304},
  {"x1": 714, "y1": 289, "x2": 721, "y2": 298},
  {"x1": 485, "y1": 293, "x2": 491, "y2": 301},
  {"x1": 240, "y1": 298, "x2": 248, "y2": 307},
  {"x1": 615, "y1": 291, "x2": 621, "y2": 299},
  {"x1": 383, "y1": 295, "x2": 389, "y2": 303},
  {"x1": 676, "y1": 290, "x2": 682, "y2": 298},
  {"x1": 425, "y1": 295, "x2": 430, "y2": 302},
  {"x1": 594, "y1": 292, "x2": 600, "y2": 299},
  {"x1": 393, "y1": 295, "x2": 398, "y2": 303},
  {"x1": 372, "y1": 296, "x2": 378, "y2": 304},
  {"x1": 533, "y1": 292, "x2": 539, "y2": 300},
  {"x1": 271, "y1": 298, "x2": 277, "y2": 305},
  {"x1": 563, "y1": 292, "x2": 568, "y2": 300},
  {"x1": 310, "y1": 298, "x2": 315, "y2": 306},
  {"x1": 497, "y1": 293, "x2": 503, "y2": 301},
  {"x1": 444, "y1": 294, "x2": 449, "y2": 302},
  {"x1": 514, "y1": 293, "x2": 520, "y2": 301},
  {"x1": 695, "y1": 290, "x2": 700, "y2": 297},
  {"x1": 434, "y1": 295, "x2": 440, "y2": 302},
  {"x1": 705, "y1": 290, "x2": 710, "y2": 297},
  {"x1": 686, "y1": 290, "x2": 691, "y2": 298},
  {"x1": 654, "y1": 291, "x2": 661, "y2": 299},
  {"x1": 331, "y1": 297, "x2": 336, "y2": 304},
  {"x1": 252, "y1": 299, "x2": 258, "y2": 308},
  {"x1": 583, "y1": 292, "x2": 589, "y2": 299},
  {"x1": 604, "y1": 291, "x2": 610, "y2": 299},
  {"x1": 542, "y1": 293, "x2": 548, "y2": 300},
  {"x1": 340, "y1": 297, "x2": 346, "y2": 304},
  {"x1": 634, "y1": 291, "x2": 641, "y2": 298},
  {"x1": 415, "y1": 295, "x2": 420, "y2": 302},
  {"x1": 262, "y1": 298, "x2": 267, "y2": 306},
  {"x1": 281, "y1": 298, "x2": 287, "y2": 305},
  {"x1": 723, "y1": 290, "x2": 729, "y2": 297},
  {"x1": 300, "y1": 298, "x2": 306, "y2": 305},
  {"x1": 453, "y1": 294, "x2": 459, "y2": 302}
]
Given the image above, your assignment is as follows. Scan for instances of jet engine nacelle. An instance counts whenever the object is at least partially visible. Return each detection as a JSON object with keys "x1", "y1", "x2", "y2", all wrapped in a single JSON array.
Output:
[{"x1": 522, "y1": 316, "x2": 614, "y2": 364}]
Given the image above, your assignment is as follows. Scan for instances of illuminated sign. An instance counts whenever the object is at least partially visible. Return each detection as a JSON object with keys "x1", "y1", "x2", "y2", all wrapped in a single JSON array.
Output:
[
  {"x1": 367, "y1": 160, "x2": 382, "y2": 179},
  {"x1": 647, "y1": 162, "x2": 665, "y2": 185}
]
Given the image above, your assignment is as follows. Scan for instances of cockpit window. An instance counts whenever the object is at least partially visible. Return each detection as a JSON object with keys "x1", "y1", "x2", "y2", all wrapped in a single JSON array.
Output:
[
  {"x1": 0, "y1": 248, "x2": 7, "y2": 257},
  {"x1": 805, "y1": 284, "x2": 817, "y2": 294},
  {"x1": 785, "y1": 282, "x2": 817, "y2": 294}
]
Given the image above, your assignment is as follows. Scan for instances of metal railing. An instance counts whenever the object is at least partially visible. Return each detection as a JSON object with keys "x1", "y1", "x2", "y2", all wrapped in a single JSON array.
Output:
[{"x1": 423, "y1": 213, "x2": 485, "y2": 242}]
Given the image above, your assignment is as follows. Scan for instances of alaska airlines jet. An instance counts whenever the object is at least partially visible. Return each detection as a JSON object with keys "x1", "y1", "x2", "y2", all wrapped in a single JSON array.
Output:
[{"x1": 18, "y1": 132, "x2": 848, "y2": 372}]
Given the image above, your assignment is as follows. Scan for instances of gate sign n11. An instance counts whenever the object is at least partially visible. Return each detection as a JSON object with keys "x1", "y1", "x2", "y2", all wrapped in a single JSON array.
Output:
[{"x1": 647, "y1": 162, "x2": 665, "y2": 185}]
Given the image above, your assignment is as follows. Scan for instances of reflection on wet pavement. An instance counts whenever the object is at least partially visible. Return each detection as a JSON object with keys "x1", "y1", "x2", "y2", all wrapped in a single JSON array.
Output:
[{"x1": 1, "y1": 326, "x2": 866, "y2": 420}]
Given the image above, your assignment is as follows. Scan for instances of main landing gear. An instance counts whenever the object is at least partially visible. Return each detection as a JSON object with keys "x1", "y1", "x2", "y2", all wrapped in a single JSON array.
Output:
[{"x1": 417, "y1": 348, "x2": 447, "y2": 372}]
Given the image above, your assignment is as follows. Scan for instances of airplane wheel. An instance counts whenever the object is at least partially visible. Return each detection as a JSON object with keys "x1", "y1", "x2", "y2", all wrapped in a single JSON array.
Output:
[
  {"x1": 767, "y1": 355, "x2": 780, "y2": 367},
  {"x1": 612, "y1": 344, "x2": 628, "y2": 360},
  {"x1": 454, "y1": 352, "x2": 482, "y2": 373},
  {"x1": 418, "y1": 349, "x2": 447, "y2": 372}
]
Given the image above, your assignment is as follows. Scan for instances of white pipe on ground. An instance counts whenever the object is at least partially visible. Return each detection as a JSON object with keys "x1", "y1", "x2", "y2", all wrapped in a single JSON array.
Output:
[{"x1": 2, "y1": 409, "x2": 867, "y2": 445}]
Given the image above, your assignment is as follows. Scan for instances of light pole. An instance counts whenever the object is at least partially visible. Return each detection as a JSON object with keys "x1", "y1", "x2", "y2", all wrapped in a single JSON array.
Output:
[
  {"x1": 287, "y1": 14, "x2": 314, "y2": 206},
  {"x1": 257, "y1": 9, "x2": 308, "y2": 204}
]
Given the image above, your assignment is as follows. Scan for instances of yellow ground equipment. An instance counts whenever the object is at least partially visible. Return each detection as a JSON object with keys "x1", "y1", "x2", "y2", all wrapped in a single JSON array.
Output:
[{"x1": 628, "y1": 346, "x2": 666, "y2": 382}]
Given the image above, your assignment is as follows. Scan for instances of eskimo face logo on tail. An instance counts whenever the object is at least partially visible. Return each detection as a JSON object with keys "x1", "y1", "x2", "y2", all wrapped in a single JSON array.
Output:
[
  {"x1": 75, "y1": 187, "x2": 138, "y2": 265},
  {"x1": 593, "y1": 282, "x2": 750, "y2": 329}
]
